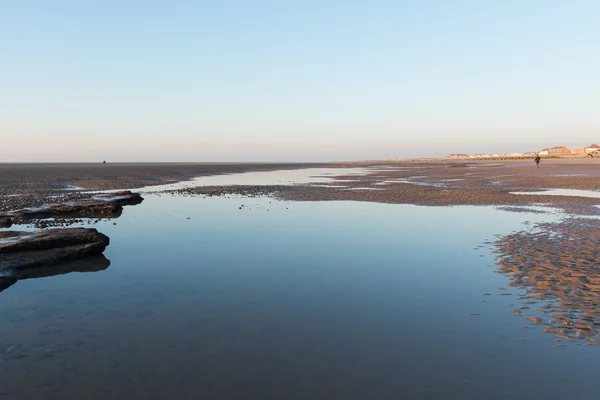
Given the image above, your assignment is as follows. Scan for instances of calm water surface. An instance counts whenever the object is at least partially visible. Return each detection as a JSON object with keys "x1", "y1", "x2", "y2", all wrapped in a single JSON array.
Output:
[
  {"x1": 512, "y1": 188, "x2": 600, "y2": 199},
  {"x1": 1, "y1": 191, "x2": 599, "y2": 399}
]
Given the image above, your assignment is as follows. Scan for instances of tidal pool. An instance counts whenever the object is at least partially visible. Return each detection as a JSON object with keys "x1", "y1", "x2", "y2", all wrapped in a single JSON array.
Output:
[
  {"x1": 1, "y1": 192, "x2": 599, "y2": 399},
  {"x1": 511, "y1": 188, "x2": 600, "y2": 199},
  {"x1": 138, "y1": 168, "x2": 372, "y2": 192}
]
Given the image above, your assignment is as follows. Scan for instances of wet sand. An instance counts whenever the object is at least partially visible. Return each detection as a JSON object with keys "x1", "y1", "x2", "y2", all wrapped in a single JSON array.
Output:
[
  {"x1": 284, "y1": 159, "x2": 600, "y2": 213},
  {"x1": 148, "y1": 159, "x2": 600, "y2": 216},
  {"x1": 3, "y1": 159, "x2": 600, "y2": 397},
  {"x1": 4, "y1": 159, "x2": 600, "y2": 214},
  {"x1": 0, "y1": 162, "x2": 338, "y2": 212},
  {"x1": 0, "y1": 162, "x2": 338, "y2": 192},
  {"x1": 493, "y1": 218, "x2": 600, "y2": 344}
]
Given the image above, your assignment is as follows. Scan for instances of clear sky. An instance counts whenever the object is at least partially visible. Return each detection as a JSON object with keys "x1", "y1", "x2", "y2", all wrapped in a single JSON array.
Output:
[{"x1": 1, "y1": 1, "x2": 599, "y2": 162}]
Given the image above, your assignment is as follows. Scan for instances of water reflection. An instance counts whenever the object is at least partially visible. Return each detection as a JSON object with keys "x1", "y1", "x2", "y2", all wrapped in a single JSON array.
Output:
[
  {"x1": 1, "y1": 195, "x2": 600, "y2": 399},
  {"x1": 511, "y1": 188, "x2": 600, "y2": 199},
  {"x1": 135, "y1": 168, "x2": 371, "y2": 192},
  {"x1": 0, "y1": 255, "x2": 110, "y2": 294}
]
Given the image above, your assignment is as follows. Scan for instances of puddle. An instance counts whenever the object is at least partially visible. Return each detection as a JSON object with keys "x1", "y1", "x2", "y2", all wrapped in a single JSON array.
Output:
[
  {"x1": 304, "y1": 184, "x2": 348, "y2": 188},
  {"x1": 511, "y1": 189, "x2": 600, "y2": 199},
  {"x1": 552, "y1": 174, "x2": 589, "y2": 177},
  {"x1": 88, "y1": 168, "x2": 371, "y2": 194},
  {"x1": 62, "y1": 185, "x2": 85, "y2": 191},
  {"x1": 394, "y1": 179, "x2": 445, "y2": 187},
  {"x1": 339, "y1": 187, "x2": 386, "y2": 191}
]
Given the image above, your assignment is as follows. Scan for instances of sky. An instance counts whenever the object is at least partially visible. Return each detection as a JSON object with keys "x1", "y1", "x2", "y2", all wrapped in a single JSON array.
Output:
[{"x1": 1, "y1": 0, "x2": 599, "y2": 162}]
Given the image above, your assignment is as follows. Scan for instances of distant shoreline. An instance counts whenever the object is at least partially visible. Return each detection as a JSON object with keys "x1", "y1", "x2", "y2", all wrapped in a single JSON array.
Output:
[{"x1": 373, "y1": 154, "x2": 600, "y2": 163}]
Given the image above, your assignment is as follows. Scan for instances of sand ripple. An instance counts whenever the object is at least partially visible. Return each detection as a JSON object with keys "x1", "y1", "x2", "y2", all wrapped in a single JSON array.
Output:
[{"x1": 494, "y1": 218, "x2": 600, "y2": 342}]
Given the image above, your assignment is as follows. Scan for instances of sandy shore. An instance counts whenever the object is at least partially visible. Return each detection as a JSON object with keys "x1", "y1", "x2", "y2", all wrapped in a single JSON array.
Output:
[
  {"x1": 273, "y1": 159, "x2": 600, "y2": 214},
  {"x1": 492, "y1": 217, "x2": 600, "y2": 343},
  {"x1": 142, "y1": 159, "x2": 600, "y2": 216},
  {"x1": 0, "y1": 162, "x2": 340, "y2": 212},
  {"x1": 3, "y1": 159, "x2": 600, "y2": 214},
  {"x1": 0, "y1": 162, "x2": 340, "y2": 192},
  {"x1": 4, "y1": 159, "x2": 600, "y2": 343}
]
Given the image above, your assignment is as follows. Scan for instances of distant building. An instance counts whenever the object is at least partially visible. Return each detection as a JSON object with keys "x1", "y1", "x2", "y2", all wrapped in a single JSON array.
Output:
[
  {"x1": 469, "y1": 154, "x2": 493, "y2": 158},
  {"x1": 585, "y1": 144, "x2": 600, "y2": 153},
  {"x1": 447, "y1": 154, "x2": 469, "y2": 158},
  {"x1": 539, "y1": 146, "x2": 571, "y2": 155},
  {"x1": 571, "y1": 147, "x2": 586, "y2": 154}
]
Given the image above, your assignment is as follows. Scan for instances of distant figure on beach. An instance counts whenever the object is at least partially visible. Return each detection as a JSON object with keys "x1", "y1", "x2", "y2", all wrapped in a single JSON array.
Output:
[
  {"x1": 103, "y1": 160, "x2": 106, "y2": 164},
  {"x1": 534, "y1": 155, "x2": 541, "y2": 168}
]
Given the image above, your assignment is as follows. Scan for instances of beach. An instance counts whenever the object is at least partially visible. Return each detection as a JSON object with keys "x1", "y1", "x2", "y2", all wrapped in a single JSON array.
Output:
[
  {"x1": 0, "y1": 162, "x2": 336, "y2": 211},
  {"x1": 3, "y1": 160, "x2": 600, "y2": 399},
  {"x1": 3, "y1": 159, "x2": 600, "y2": 213}
]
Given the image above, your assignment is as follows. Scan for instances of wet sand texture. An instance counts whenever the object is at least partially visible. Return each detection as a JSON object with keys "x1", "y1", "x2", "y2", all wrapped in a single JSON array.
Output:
[
  {"x1": 4, "y1": 161, "x2": 600, "y2": 216},
  {"x1": 494, "y1": 218, "x2": 600, "y2": 343}
]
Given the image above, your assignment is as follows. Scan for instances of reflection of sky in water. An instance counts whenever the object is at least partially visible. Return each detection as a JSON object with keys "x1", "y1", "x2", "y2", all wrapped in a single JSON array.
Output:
[
  {"x1": 512, "y1": 188, "x2": 600, "y2": 199},
  {"x1": 1, "y1": 195, "x2": 599, "y2": 399},
  {"x1": 138, "y1": 168, "x2": 371, "y2": 192},
  {"x1": 83, "y1": 167, "x2": 371, "y2": 194}
]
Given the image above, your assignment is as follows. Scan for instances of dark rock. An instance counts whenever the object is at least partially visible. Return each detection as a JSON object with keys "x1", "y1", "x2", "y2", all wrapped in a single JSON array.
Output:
[
  {"x1": 92, "y1": 191, "x2": 144, "y2": 206},
  {"x1": 0, "y1": 228, "x2": 110, "y2": 272},
  {"x1": 0, "y1": 218, "x2": 11, "y2": 228},
  {"x1": 0, "y1": 191, "x2": 142, "y2": 223},
  {"x1": 0, "y1": 276, "x2": 17, "y2": 293},
  {"x1": 3, "y1": 201, "x2": 123, "y2": 219}
]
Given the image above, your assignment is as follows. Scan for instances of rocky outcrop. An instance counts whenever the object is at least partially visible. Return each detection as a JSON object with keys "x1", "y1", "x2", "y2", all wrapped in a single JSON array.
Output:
[
  {"x1": 92, "y1": 190, "x2": 144, "y2": 206},
  {"x1": 0, "y1": 191, "x2": 143, "y2": 220},
  {"x1": 0, "y1": 218, "x2": 11, "y2": 228},
  {"x1": 0, "y1": 276, "x2": 17, "y2": 293},
  {"x1": 0, "y1": 228, "x2": 110, "y2": 272},
  {"x1": 4, "y1": 201, "x2": 123, "y2": 219}
]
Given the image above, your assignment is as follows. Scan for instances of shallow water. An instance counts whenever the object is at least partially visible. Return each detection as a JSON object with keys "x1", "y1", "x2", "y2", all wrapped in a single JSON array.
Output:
[
  {"x1": 512, "y1": 188, "x2": 600, "y2": 199},
  {"x1": 79, "y1": 167, "x2": 372, "y2": 195},
  {"x1": 140, "y1": 168, "x2": 371, "y2": 192},
  {"x1": 1, "y1": 190, "x2": 600, "y2": 399}
]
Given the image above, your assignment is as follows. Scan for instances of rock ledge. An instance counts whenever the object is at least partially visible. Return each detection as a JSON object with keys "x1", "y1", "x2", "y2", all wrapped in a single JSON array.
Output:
[{"x1": 0, "y1": 228, "x2": 110, "y2": 272}]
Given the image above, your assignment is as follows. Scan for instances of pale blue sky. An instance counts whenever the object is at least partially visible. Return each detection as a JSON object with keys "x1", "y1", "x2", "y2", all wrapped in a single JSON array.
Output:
[{"x1": 1, "y1": 1, "x2": 599, "y2": 161}]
